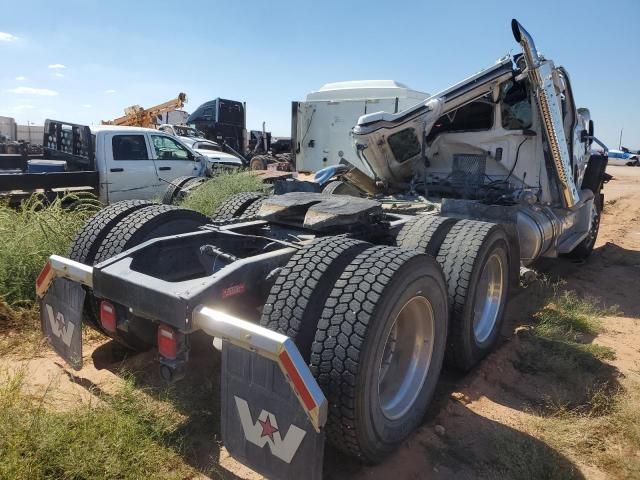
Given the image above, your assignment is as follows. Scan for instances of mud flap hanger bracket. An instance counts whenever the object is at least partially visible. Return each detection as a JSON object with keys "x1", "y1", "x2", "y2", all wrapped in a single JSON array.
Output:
[{"x1": 192, "y1": 305, "x2": 327, "y2": 432}]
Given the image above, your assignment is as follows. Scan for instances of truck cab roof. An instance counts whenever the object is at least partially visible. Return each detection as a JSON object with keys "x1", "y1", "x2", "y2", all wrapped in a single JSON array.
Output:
[{"x1": 306, "y1": 80, "x2": 429, "y2": 102}]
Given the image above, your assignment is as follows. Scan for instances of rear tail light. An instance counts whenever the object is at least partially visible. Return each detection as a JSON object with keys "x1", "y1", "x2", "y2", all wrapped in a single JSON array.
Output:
[
  {"x1": 100, "y1": 301, "x2": 117, "y2": 333},
  {"x1": 157, "y1": 325, "x2": 177, "y2": 360}
]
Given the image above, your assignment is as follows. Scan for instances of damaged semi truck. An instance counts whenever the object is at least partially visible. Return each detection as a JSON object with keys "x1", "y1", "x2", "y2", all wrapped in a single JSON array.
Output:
[{"x1": 36, "y1": 20, "x2": 609, "y2": 480}]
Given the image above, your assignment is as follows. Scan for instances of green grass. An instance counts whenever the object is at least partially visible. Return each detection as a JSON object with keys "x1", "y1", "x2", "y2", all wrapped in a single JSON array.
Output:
[
  {"x1": 532, "y1": 290, "x2": 615, "y2": 340},
  {"x1": 0, "y1": 194, "x2": 100, "y2": 308},
  {"x1": 180, "y1": 172, "x2": 264, "y2": 216},
  {"x1": 531, "y1": 381, "x2": 640, "y2": 479},
  {"x1": 0, "y1": 369, "x2": 195, "y2": 480}
]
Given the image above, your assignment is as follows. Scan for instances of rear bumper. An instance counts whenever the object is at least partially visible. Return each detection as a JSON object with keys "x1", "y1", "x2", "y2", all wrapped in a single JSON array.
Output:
[{"x1": 35, "y1": 254, "x2": 327, "y2": 432}]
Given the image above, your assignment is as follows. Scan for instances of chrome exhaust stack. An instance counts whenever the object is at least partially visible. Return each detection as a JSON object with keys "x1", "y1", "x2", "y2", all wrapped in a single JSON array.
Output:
[{"x1": 512, "y1": 19, "x2": 580, "y2": 208}]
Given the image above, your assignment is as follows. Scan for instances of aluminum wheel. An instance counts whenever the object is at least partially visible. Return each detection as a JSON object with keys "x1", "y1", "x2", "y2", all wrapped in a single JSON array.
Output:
[
  {"x1": 472, "y1": 252, "x2": 505, "y2": 344},
  {"x1": 377, "y1": 296, "x2": 435, "y2": 420}
]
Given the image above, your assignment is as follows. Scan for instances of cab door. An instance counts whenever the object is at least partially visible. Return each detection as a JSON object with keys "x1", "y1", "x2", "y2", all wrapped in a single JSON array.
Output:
[
  {"x1": 148, "y1": 133, "x2": 201, "y2": 195},
  {"x1": 104, "y1": 132, "x2": 158, "y2": 202}
]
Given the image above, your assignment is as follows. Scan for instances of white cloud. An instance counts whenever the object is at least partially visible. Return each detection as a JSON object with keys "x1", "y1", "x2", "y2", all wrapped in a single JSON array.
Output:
[
  {"x1": 7, "y1": 86, "x2": 59, "y2": 96},
  {"x1": 15, "y1": 76, "x2": 25, "y2": 81},
  {"x1": 82, "y1": 104, "x2": 92, "y2": 108},
  {"x1": 48, "y1": 64, "x2": 66, "y2": 69},
  {"x1": 9, "y1": 104, "x2": 36, "y2": 112},
  {"x1": 104, "y1": 89, "x2": 116, "y2": 94},
  {"x1": 53, "y1": 72, "x2": 65, "y2": 78},
  {"x1": 0, "y1": 32, "x2": 18, "y2": 42}
]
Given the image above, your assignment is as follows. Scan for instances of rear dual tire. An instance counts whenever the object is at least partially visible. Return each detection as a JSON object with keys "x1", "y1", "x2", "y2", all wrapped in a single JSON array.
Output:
[
  {"x1": 397, "y1": 216, "x2": 511, "y2": 371},
  {"x1": 262, "y1": 240, "x2": 448, "y2": 462},
  {"x1": 69, "y1": 202, "x2": 209, "y2": 350}
]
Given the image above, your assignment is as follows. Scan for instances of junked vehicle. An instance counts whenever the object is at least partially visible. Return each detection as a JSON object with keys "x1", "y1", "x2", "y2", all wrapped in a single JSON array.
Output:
[
  {"x1": 36, "y1": 20, "x2": 609, "y2": 480},
  {"x1": 0, "y1": 122, "x2": 208, "y2": 205},
  {"x1": 606, "y1": 148, "x2": 639, "y2": 166}
]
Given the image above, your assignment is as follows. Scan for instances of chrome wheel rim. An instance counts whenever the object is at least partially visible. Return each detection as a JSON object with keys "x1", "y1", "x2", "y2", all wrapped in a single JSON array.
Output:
[
  {"x1": 377, "y1": 296, "x2": 435, "y2": 420},
  {"x1": 472, "y1": 252, "x2": 505, "y2": 344}
]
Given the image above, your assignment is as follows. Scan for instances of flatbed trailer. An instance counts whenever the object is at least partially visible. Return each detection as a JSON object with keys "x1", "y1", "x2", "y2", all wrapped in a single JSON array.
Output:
[{"x1": 0, "y1": 120, "x2": 98, "y2": 206}]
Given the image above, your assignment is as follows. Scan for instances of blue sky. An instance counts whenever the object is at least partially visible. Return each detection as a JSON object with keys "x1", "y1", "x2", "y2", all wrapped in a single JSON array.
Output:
[{"x1": 1, "y1": 0, "x2": 638, "y2": 148}]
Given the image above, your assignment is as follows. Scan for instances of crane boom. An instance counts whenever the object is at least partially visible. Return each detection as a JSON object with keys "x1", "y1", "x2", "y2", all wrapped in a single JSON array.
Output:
[{"x1": 102, "y1": 93, "x2": 188, "y2": 128}]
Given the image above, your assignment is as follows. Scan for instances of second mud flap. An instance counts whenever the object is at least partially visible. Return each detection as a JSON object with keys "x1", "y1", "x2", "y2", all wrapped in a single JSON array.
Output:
[{"x1": 221, "y1": 343, "x2": 325, "y2": 480}]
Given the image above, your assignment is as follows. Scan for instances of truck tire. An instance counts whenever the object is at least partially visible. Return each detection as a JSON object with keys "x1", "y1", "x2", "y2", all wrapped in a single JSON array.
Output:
[
  {"x1": 436, "y1": 220, "x2": 510, "y2": 371},
  {"x1": 260, "y1": 237, "x2": 370, "y2": 360},
  {"x1": 69, "y1": 200, "x2": 156, "y2": 332},
  {"x1": 161, "y1": 176, "x2": 197, "y2": 205},
  {"x1": 310, "y1": 246, "x2": 448, "y2": 461},
  {"x1": 69, "y1": 200, "x2": 155, "y2": 265},
  {"x1": 89, "y1": 205, "x2": 208, "y2": 350},
  {"x1": 395, "y1": 215, "x2": 458, "y2": 256},
  {"x1": 249, "y1": 155, "x2": 270, "y2": 170},
  {"x1": 212, "y1": 192, "x2": 264, "y2": 220},
  {"x1": 93, "y1": 204, "x2": 209, "y2": 264},
  {"x1": 322, "y1": 180, "x2": 363, "y2": 197},
  {"x1": 241, "y1": 196, "x2": 264, "y2": 218},
  {"x1": 563, "y1": 192, "x2": 603, "y2": 260}
]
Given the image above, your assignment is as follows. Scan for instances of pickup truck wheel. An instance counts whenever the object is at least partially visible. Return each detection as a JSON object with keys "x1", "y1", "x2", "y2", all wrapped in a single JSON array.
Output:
[
  {"x1": 249, "y1": 155, "x2": 269, "y2": 170},
  {"x1": 563, "y1": 192, "x2": 603, "y2": 260},
  {"x1": 212, "y1": 192, "x2": 264, "y2": 220},
  {"x1": 260, "y1": 237, "x2": 369, "y2": 360},
  {"x1": 69, "y1": 200, "x2": 156, "y2": 331},
  {"x1": 161, "y1": 176, "x2": 197, "y2": 205},
  {"x1": 322, "y1": 180, "x2": 363, "y2": 197},
  {"x1": 436, "y1": 220, "x2": 510, "y2": 371},
  {"x1": 396, "y1": 215, "x2": 458, "y2": 256},
  {"x1": 310, "y1": 246, "x2": 448, "y2": 462},
  {"x1": 89, "y1": 205, "x2": 208, "y2": 350}
]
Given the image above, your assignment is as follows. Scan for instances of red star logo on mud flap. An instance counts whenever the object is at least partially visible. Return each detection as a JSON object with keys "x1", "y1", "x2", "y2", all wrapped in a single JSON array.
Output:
[{"x1": 258, "y1": 414, "x2": 279, "y2": 441}]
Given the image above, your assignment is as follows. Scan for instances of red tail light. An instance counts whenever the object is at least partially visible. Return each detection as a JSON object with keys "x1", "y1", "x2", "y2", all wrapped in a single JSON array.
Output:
[
  {"x1": 100, "y1": 301, "x2": 117, "y2": 333},
  {"x1": 157, "y1": 325, "x2": 177, "y2": 360}
]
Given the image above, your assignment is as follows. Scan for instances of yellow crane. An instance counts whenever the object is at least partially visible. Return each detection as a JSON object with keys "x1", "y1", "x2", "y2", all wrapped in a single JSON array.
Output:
[{"x1": 102, "y1": 93, "x2": 188, "y2": 128}]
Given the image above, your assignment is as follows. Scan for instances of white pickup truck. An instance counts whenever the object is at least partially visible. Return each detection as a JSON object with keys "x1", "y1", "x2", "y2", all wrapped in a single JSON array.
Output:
[{"x1": 0, "y1": 120, "x2": 208, "y2": 205}]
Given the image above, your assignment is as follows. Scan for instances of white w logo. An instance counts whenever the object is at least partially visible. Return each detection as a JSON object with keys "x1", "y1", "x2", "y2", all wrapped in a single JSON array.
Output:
[
  {"x1": 45, "y1": 303, "x2": 75, "y2": 347},
  {"x1": 234, "y1": 396, "x2": 306, "y2": 463}
]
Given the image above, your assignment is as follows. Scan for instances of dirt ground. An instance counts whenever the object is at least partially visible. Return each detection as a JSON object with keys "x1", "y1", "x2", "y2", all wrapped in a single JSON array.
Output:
[{"x1": 3, "y1": 165, "x2": 639, "y2": 479}]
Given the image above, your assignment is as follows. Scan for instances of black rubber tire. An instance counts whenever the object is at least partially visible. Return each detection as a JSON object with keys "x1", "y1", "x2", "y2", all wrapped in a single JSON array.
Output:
[
  {"x1": 563, "y1": 192, "x2": 603, "y2": 260},
  {"x1": 89, "y1": 205, "x2": 208, "y2": 350},
  {"x1": 322, "y1": 180, "x2": 363, "y2": 197},
  {"x1": 241, "y1": 196, "x2": 265, "y2": 218},
  {"x1": 69, "y1": 200, "x2": 155, "y2": 265},
  {"x1": 161, "y1": 176, "x2": 197, "y2": 205},
  {"x1": 249, "y1": 155, "x2": 269, "y2": 170},
  {"x1": 436, "y1": 220, "x2": 511, "y2": 371},
  {"x1": 395, "y1": 215, "x2": 459, "y2": 256},
  {"x1": 93, "y1": 204, "x2": 209, "y2": 264},
  {"x1": 212, "y1": 192, "x2": 264, "y2": 220},
  {"x1": 310, "y1": 246, "x2": 448, "y2": 462},
  {"x1": 69, "y1": 200, "x2": 156, "y2": 331},
  {"x1": 260, "y1": 237, "x2": 370, "y2": 360}
]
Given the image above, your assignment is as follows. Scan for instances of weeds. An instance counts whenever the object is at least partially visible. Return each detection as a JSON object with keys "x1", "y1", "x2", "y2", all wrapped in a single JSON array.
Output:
[
  {"x1": 180, "y1": 172, "x2": 264, "y2": 216},
  {"x1": 0, "y1": 194, "x2": 100, "y2": 308},
  {"x1": 532, "y1": 382, "x2": 640, "y2": 478},
  {"x1": 0, "y1": 369, "x2": 195, "y2": 480}
]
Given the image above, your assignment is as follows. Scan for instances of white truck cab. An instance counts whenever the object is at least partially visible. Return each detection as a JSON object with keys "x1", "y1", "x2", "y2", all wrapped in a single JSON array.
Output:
[
  {"x1": 292, "y1": 80, "x2": 430, "y2": 172},
  {"x1": 92, "y1": 125, "x2": 205, "y2": 202}
]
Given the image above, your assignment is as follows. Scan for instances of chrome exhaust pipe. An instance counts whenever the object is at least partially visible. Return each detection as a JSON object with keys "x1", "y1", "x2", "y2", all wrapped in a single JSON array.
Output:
[{"x1": 512, "y1": 19, "x2": 580, "y2": 208}]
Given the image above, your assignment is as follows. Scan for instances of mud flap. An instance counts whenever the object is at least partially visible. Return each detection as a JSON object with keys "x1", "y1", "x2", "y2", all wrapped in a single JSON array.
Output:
[
  {"x1": 221, "y1": 343, "x2": 325, "y2": 480},
  {"x1": 40, "y1": 278, "x2": 85, "y2": 370}
]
